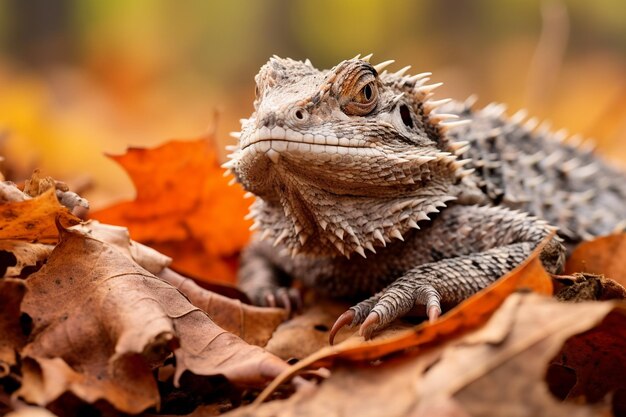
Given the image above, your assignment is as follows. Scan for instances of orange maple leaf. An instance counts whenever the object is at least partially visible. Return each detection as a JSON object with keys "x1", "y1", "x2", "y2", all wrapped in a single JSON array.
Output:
[{"x1": 91, "y1": 135, "x2": 251, "y2": 284}]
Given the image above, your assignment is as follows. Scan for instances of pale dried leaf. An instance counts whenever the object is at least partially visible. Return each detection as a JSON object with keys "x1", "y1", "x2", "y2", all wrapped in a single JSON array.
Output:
[
  {"x1": 71, "y1": 220, "x2": 172, "y2": 274},
  {"x1": 225, "y1": 350, "x2": 442, "y2": 417},
  {"x1": 264, "y1": 301, "x2": 350, "y2": 360},
  {"x1": 414, "y1": 294, "x2": 618, "y2": 417},
  {"x1": 0, "y1": 241, "x2": 53, "y2": 277},
  {"x1": 158, "y1": 268, "x2": 287, "y2": 346}
]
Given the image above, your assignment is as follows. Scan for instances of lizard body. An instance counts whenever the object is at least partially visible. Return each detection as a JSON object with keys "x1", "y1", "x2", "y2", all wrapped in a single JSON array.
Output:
[{"x1": 225, "y1": 56, "x2": 626, "y2": 340}]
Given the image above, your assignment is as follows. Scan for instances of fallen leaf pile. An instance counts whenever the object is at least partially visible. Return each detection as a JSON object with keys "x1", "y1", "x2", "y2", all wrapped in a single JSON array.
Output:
[
  {"x1": 0, "y1": 176, "x2": 289, "y2": 416},
  {"x1": 1, "y1": 139, "x2": 626, "y2": 417}
]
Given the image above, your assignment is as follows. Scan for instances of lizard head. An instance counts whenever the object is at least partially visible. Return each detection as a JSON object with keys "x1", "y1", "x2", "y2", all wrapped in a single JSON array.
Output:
[{"x1": 225, "y1": 55, "x2": 470, "y2": 257}]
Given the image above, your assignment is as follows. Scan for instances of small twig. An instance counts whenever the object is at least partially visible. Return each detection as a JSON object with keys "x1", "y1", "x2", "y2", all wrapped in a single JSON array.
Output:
[{"x1": 524, "y1": 0, "x2": 569, "y2": 113}]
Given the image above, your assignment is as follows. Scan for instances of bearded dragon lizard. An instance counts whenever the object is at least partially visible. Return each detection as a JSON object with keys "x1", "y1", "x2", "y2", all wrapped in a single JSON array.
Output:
[{"x1": 224, "y1": 55, "x2": 626, "y2": 342}]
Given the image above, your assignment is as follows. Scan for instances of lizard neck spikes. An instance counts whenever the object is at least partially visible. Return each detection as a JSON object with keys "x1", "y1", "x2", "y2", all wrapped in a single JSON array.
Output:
[{"x1": 246, "y1": 149, "x2": 461, "y2": 258}]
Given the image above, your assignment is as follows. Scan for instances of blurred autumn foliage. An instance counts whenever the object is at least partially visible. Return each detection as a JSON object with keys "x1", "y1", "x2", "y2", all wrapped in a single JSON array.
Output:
[{"x1": 0, "y1": 0, "x2": 625, "y2": 209}]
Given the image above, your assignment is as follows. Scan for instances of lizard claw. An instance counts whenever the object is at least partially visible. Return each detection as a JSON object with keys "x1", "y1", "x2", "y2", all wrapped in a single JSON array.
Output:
[
  {"x1": 276, "y1": 288, "x2": 292, "y2": 315},
  {"x1": 288, "y1": 288, "x2": 303, "y2": 313},
  {"x1": 329, "y1": 309, "x2": 355, "y2": 345},
  {"x1": 427, "y1": 304, "x2": 441, "y2": 322},
  {"x1": 261, "y1": 287, "x2": 302, "y2": 316},
  {"x1": 264, "y1": 292, "x2": 277, "y2": 308},
  {"x1": 359, "y1": 312, "x2": 380, "y2": 340}
]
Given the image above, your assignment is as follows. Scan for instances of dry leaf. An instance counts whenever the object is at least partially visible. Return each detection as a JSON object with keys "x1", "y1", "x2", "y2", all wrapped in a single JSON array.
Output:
[
  {"x1": 412, "y1": 295, "x2": 618, "y2": 417},
  {"x1": 158, "y1": 268, "x2": 287, "y2": 347},
  {"x1": 91, "y1": 137, "x2": 252, "y2": 284},
  {"x1": 171, "y1": 306, "x2": 290, "y2": 388},
  {"x1": 0, "y1": 188, "x2": 81, "y2": 243},
  {"x1": 226, "y1": 350, "x2": 444, "y2": 417},
  {"x1": 15, "y1": 226, "x2": 287, "y2": 414},
  {"x1": 230, "y1": 294, "x2": 621, "y2": 417},
  {"x1": 565, "y1": 233, "x2": 626, "y2": 287},
  {"x1": 0, "y1": 278, "x2": 27, "y2": 377},
  {"x1": 263, "y1": 300, "x2": 355, "y2": 360},
  {"x1": 554, "y1": 272, "x2": 626, "y2": 302},
  {"x1": 0, "y1": 241, "x2": 53, "y2": 277},
  {"x1": 23, "y1": 169, "x2": 57, "y2": 197},
  {"x1": 548, "y1": 309, "x2": 626, "y2": 404},
  {"x1": 71, "y1": 220, "x2": 172, "y2": 275}
]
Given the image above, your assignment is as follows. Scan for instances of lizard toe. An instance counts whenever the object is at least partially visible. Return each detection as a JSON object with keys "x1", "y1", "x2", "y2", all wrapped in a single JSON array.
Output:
[
  {"x1": 261, "y1": 287, "x2": 302, "y2": 316},
  {"x1": 359, "y1": 312, "x2": 381, "y2": 340},
  {"x1": 329, "y1": 292, "x2": 384, "y2": 344},
  {"x1": 329, "y1": 309, "x2": 355, "y2": 345},
  {"x1": 275, "y1": 287, "x2": 292, "y2": 314},
  {"x1": 427, "y1": 304, "x2": 441, "y2": 322},
  {"x1": 418, "y1": 285, "x2": 442, "y2": 323},
  {"x1": 263, "y1": 291, "x2": 277, "y2": 308},
  {"x1": 258, "y1": 287, "x2": 295, "y2": 310},
  {"x1": 360, "y1": 283, "x2": 443, "y2": 339},
  {"x1": 288, "y1": 287, "x2": 303, "y2": 313}
]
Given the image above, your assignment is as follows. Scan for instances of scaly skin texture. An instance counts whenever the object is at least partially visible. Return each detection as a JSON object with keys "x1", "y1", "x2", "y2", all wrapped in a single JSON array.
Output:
[{"x1": 225, "y1": 55, "x2": 626, "y2": 341}]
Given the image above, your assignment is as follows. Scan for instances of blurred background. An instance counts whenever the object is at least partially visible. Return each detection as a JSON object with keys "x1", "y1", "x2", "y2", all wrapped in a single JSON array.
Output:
[{"x1": 0, "y1": 0, "x2": 624, "y2": 208}]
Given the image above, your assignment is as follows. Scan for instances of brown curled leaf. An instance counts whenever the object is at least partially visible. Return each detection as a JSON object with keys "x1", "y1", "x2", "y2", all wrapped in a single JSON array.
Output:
[
  {"x1": 70, "y1": 220, "x2": 172, "y2": 275},
  {"x1": 548, "y1": 307, "x2": 626, "y2": 404},
  {"x1": 565, "y1": 233, "x2": 626, "y2": 287},
  {"x1": 158, "y1": 268, "x2": 287, "y2": 347},
  {"x1": 15, "y1": 226, "x2": 288, "y2": 414},
  {"x1": 0, "y1": 241, "x2": 53, "y2": 278},
  {"x1": 554, "y1": 272, "x2": 626, "y2": 302}
]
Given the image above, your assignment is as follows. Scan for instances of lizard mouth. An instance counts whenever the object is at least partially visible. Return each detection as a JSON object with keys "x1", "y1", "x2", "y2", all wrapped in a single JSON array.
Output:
[{"x1": 240, "y1": 126, "x2": 373, "y2": 156}]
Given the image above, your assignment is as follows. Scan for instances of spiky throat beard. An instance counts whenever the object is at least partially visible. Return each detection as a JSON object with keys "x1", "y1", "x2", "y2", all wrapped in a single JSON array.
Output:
[{"x1": 229, "y1": 130, "x2": 462, "y2": 258}]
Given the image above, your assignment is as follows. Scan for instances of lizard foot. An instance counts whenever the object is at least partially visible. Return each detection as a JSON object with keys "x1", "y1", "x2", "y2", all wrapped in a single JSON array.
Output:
[
  {"x1": 362, "y1": 283, "x2": 442, "y2": 338},
  {"x1": 259, "y1": 287, "x2": 302, "y2": 315},
  {"x1": 329, "y1": 283, "x2": 443, "y2": 343}
]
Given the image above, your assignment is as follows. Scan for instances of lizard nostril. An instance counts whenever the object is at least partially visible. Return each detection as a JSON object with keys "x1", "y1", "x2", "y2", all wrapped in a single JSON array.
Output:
[{"x1": 295, "y1": 110, "x2": 304, "y2": 120}]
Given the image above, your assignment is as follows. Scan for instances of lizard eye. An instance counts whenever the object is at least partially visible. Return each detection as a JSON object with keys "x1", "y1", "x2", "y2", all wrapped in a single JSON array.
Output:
[
  {"x1": 354, "y1": 82, "x2": 376, "y2": 104},
  {"x1": 343, "y1": 81, "x2": 378, "y2": 116}
]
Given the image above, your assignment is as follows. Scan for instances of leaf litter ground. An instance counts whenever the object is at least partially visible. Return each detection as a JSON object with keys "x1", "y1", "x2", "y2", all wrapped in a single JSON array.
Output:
[{"x1": 1, "y1": 137, "x2": 625, "y2": 417}]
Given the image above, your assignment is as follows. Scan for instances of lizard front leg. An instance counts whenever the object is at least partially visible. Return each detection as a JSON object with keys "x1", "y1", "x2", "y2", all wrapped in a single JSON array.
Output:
[
  {"x1": 238, "y1": 239, "x2": 301, "y2": 312},
  {"x1": 330, "y1": 205, "x2": 566, "y2": 342}
]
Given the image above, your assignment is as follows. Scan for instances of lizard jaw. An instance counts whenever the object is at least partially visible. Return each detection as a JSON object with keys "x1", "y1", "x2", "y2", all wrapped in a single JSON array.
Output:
[
  {"x1": 227, "y1": 128, "x2": 466, "y2": 258},
  {"x1": 239, "y1": 125, "x2": 374, "y2": 160}
]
